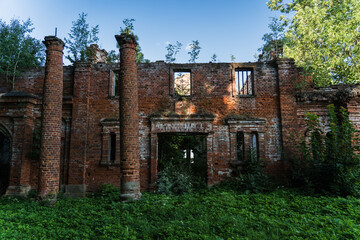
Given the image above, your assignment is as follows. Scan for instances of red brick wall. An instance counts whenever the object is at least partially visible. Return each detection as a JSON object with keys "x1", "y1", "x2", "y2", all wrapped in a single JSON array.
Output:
[{"x1": 3, "y1": 45, "x2": 360, "y2": 195}]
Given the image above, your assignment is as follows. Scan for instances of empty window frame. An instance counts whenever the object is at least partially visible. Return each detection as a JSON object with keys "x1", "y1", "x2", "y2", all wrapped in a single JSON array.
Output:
[
  {"x1": 110, "y1": 70, "x2": 119, "y2": 96},
  {"x1": 235, "y1": 68, "x2": 254, "y2": 96},
  {"x1": 250, "y1": 132, "x2": 259, "y2": 161},
  {"x1": 236, "y1": 132, "x2": 245, "y2": 162},
  {"x1": 174, "y1": 71, "x2": 191, "y2": 96}
]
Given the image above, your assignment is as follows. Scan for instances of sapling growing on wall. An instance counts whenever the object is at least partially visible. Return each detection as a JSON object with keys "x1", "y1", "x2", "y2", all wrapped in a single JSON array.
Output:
[
  {"x1": 187, "y1": 40, "x2": 201, "y2": 63},
  {"x1": 65, "y1": 12, "x2": 99, "y2": 63},
  {"x1": 165, "y1": 41, "x2": 182, "y2": 63},
  {"x1": 211, "y1": 54, "x2": 218, "y2": 62}
]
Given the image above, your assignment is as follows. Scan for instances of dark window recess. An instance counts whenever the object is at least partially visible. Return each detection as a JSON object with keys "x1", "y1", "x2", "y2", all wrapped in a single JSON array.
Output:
[
  {"x1": 174, "y1": 71, "x2": 191, "y2": 96},
  {"x1": 236, "y1": 132, "x2": 244, "y2": 162},
  {"x1": 109, "y1": 132, "x2": 116, "y2": 163},
  {"x1": 235, "y1": 69, "x2": 254, "y2": 96}
]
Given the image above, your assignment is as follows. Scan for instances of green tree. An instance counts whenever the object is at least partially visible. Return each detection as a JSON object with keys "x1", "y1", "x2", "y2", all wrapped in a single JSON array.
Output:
[
  {"x1": 267, "y1": 0, "x2": 360, "y2": 86},
  {"x1": 64, "y1": 12, "x2": 99, "y2": 63},
  {"x1": 165, "y1": 41, "x2": 182, "y2": 63},
  {"x1": 258, "y1": 17, "x2": 287, "y2": 60},
  {"x1": 0, "y1": 18, "x2": 44, "y2": 86},
  {"x1": 187, "y1": 40, "x2": 201, "y2": 63}
]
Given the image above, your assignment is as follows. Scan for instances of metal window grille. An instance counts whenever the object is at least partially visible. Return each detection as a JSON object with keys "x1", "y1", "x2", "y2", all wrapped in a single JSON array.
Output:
[{"x1": 235, "y1": 69, "x2": 253, "y2": 95}]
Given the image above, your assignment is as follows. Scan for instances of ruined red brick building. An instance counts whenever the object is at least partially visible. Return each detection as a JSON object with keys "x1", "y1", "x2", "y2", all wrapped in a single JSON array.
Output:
[{"x1": 1, "y1": 34, "x2": 360, "y2": 198}]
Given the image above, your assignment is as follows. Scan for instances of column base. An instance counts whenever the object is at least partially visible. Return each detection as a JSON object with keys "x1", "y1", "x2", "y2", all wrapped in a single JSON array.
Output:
[
  {"x1": 120, "y1": 181, "x2": 141, "y2": 200},
  {"x1": 5, "y1": 185, "x2": 31, "y2": 196}
]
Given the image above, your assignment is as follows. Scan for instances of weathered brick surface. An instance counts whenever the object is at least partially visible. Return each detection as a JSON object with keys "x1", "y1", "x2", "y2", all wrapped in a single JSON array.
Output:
[
  {"x1": 1, "y1": 36, "x2": 360, "y2": 196},
  {"x1": 38, "y1": 36, "x2": 64, "y2": 198}
]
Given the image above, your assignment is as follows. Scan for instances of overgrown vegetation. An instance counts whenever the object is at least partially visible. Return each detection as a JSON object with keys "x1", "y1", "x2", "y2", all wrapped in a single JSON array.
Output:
[
  {"x1": 0, "y1": 187, "x2": 359, "y2": 239},
  {"x1": 290, "y1": 104, "x2": 360, "y2": 196}
]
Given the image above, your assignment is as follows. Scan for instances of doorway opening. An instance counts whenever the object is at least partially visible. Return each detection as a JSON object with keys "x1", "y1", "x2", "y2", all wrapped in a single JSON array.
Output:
[
  {"x1": 0, "y1": 132, "x2": 10, "y2": 196},
  {"x1": 157, "y1": 133, "x2": 207, "y2": 193}
]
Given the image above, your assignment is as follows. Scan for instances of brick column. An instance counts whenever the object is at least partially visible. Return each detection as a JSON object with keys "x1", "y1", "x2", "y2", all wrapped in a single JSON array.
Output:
[
  {"x1": 38, "y1": 36, "x2": 64, "y2": 199},
  {"x1": 115, "y1": 33, "x2": 141, "y2": 200}
]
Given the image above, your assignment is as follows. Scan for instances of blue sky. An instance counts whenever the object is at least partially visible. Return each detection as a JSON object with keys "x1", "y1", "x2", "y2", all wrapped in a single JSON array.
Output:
[{"x1": 0, "y1": 0, "x2": 279, "y2": 65}]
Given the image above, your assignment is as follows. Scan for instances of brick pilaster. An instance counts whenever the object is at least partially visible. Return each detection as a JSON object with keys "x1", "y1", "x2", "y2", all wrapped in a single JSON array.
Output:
[
  {"x1": 66, "y1": 62, "x2": 91, "y2": 197},
  {"x1": 38, "y1": 36, "x2": 64, "y2": 199},
  {"x1": 276, "y1": 58, "x2": 299, "y2": 162},
  {"x1": 115, "y1": 33, "x2": 141, "y2": 200}
]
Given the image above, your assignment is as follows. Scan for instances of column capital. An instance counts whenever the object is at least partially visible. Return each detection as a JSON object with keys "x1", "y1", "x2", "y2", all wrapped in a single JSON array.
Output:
[
  {"x1": 43, "y1": 36, "x2": 65, "y2": 48},
  {"x1": 115, "y1": 33, "x2": 137, "y2": 48}
]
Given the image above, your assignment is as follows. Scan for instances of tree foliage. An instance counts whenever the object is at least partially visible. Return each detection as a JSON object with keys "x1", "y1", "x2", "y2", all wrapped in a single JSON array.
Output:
[
  {"x1": 267, "y1": 0, "x2": 360, "y2": 86},
  {"x1": 0, "y1": 18, "x2": 44, "y2": 85},
  {"x1": 64, "y1": 12, "x2": 99, "y2": 63},
  {"x1": 165, "y1": 41, "x2": 182, "y2": 63},
  {"x1": 187, "y1": 40, "x2": 201, "y2": 63}
]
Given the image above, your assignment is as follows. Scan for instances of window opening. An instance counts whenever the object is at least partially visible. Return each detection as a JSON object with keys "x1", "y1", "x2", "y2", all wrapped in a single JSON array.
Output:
[
  {"x1": 174, "y1": 71, "x2": 191, "y2": 96},
  {"x1": 235, "y1": 69, "x2": 253, "y2": 95},
  {"x1": 109, "y1": 132, "x2": 116, "y2": 163},
  {"x1": 236, "y1": 132, "x2": 244, "y2": 162},
  {"x1": 111, "y1": 71, "x2": 119, "y2": 96}
]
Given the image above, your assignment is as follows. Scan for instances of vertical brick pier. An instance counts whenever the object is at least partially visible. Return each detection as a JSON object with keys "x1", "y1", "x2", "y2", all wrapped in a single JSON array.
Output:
[
  {"x1": 115, "y1": 33, "x2": 141, "y2": 200},
  {"x1": 38, "y1": 36, "x2": 64, "y2": 199}
]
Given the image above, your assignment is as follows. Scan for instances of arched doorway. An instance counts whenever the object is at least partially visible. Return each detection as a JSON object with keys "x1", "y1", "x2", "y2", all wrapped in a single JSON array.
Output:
[{"x1": 0, "y1": 131, "x2": 10, "y2": 195}]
